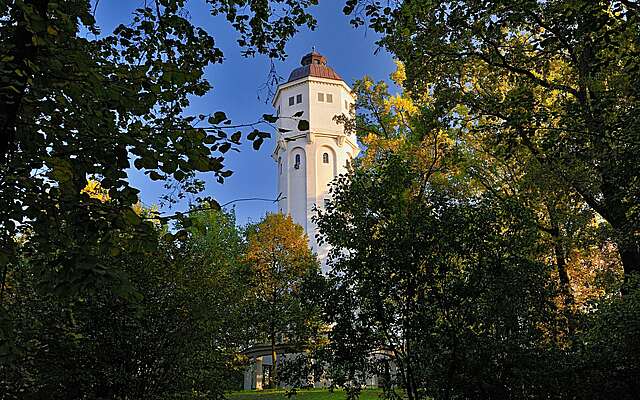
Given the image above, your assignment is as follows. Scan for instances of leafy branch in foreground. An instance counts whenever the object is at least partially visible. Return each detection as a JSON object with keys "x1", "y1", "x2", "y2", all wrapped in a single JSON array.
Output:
[{"x1": 0, "y1": 0, "x2": 316, "y2": 302}]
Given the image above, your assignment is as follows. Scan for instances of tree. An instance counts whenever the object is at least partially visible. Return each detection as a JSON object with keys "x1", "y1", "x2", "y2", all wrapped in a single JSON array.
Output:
[
  {"x1": 0, "y1": 0, "x2": 315, "y2": 362},
  {"x1": 314, "y1": 152, "x2": 560, "y2": 400},
  {"x1": 0, "y1": 208, "x2": 253, "y2": 399},
  {"x1": 343, "y1": 0, "x2": 640, "y2": 278},
  {"x1": 341, "y1": 20, "x2": 624, "y2": 330},
  {"x1": 315, "y1": 52, "x2": 634, "y2": 399},
  {"x1": 244, "y1": 213, "x2": 322, "y2": 388}
]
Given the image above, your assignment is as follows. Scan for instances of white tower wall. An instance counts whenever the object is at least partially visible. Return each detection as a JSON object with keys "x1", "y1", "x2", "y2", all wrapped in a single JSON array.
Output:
[{"x1": 272, "y1": 52, "x2": 359, "y2": 271}]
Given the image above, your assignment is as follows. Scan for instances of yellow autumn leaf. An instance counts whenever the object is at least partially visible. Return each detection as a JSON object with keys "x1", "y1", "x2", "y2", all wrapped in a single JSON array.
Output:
[{"x1": 81, "y1": 179, "x2": 110, "y2": 202}]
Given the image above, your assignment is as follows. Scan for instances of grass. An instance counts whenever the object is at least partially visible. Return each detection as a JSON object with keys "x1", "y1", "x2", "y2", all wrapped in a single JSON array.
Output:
[{"x1": 228, "y1": 388, "x2": 383, "y2": 400}]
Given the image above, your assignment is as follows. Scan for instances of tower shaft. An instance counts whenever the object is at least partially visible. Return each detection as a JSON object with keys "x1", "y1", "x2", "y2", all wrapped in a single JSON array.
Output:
[{"x1": 272, "y1": 51, "x2": 360, "y2": 270}]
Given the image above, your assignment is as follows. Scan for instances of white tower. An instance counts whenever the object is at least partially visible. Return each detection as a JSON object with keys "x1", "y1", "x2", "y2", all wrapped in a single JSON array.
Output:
[{"x1": 272, "y1": 50, "x2": 360, "y2": 270}]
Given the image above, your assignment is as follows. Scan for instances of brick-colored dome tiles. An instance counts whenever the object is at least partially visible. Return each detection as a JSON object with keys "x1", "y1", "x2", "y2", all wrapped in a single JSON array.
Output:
[{"x1": 287, "y1": 50, "x2": 343, "y2": 83}]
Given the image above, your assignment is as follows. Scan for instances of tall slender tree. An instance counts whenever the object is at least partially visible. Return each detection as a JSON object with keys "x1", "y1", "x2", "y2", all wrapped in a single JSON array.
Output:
[{"x1": 244, "y1": 213, "x2": 321, "y2": 388}]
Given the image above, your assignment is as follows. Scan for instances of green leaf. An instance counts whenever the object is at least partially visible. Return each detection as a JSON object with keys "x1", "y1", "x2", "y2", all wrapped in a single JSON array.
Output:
[
  {"x1": 134, "y1": 158, "x2": 144, "y2": 169},
  {"x1": 208, "y1": 111, "x2": 227, "y2": 125},
  {"x1": 252, "y1": 137, "x2": 264, "y2": 150},
  {"x1": 48, "y1": 158, "x2": 73, "y2": 183},
  {"x1": 263, "y1": 114, "x2": 278, "y2": 123},
  {"x1": 135, "y1": 156, "x2": 158, "y2": 170},
  {"x1": 204, "y1": 135, "x2": 218, "y2": 145},
  {"x1": 192, "y1": 157, "x2": 211, "y2": 172},
  {"x1": 219, "y1": 143, "x2": 231, "y2": 153},
  {"x1": 297, "y1": 120, "x2": 309, "y2": 131},
  {"x1": 205, "y1": 199, "x2": 222, "y2": 210},
  {"x1": 173, "y1": 229, "x2": 188, "y2": 241},
  {"x1": 148, "y1": 171, "x2": 164, "y2": 181},
  {"x1": 109, "y1": 246, "x2": 122, "y2": 257},
  {"x1": 122, "y1": 208, "x2": 141, "y2": 226},
  {"x1": 120, "y1": 187, "x2": 141, "y2": 205}
]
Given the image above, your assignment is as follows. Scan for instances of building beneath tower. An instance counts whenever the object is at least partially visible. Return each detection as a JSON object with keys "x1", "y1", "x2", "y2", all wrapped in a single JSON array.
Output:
[{"x1": 271, "y1": 50, "x2": 360, "y2": 271}]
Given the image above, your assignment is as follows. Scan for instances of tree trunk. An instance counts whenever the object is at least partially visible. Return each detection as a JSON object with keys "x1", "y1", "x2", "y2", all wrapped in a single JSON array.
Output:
[
  {"x1": 553, "y1": 239, "x2": 572, "y2": 301},
  {"x1": 620, "y1": 246, "x2": 640, "y2": 278},
  {"x1": 579, "y1": 193, "x2": 639, "y2": 279},
  {"x1": 404, "y1": 351, "x2": 417, "y2": 400},
  {"x1": 270, "y1": 288, "x2": 278, "y2": 388},
  {"x1": 270, "y1": 328, "x2": 277, "y2": 389},
  {"x1": 545, "y1": 203, "x2": 574, "y2": 318},
  {"x1": 403, "y1": 269, "x2": 419, "y2": 400},
  {"x1": 574, "y1": 26, "x2": 639, "y2": 280},
  {"x1": 388, "y1": 349, "x2": 410, "y2": 400},
  {"x1": 601, "y1": 180, "x2": 640, "y2": 278},
  {"x1": 600, "y1": 192, "x2": 640, "y2": 278}
]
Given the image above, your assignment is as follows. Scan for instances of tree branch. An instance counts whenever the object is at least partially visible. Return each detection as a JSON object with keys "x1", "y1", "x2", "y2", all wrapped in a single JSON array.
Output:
[{"x1": 146, "y1": 194, "x2": 285, "y2": 221}]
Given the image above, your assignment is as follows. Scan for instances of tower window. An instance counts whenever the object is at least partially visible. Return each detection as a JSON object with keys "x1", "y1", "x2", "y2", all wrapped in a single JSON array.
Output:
[
  {"x1": 294, "y1": 154, "x2": 301, "y2": 169},
  {"x1": 277, "y1": 105, "x2": 280, "y2": 115},
  {"x1": 326, "y1": 93, "x2": 333, "y2": 103},
  {"x1": 289, "y1": 96, "x2": 294, "y2": 106},
  {"x1": 344, "y1": 100, "x2": 348, "y2": 109},
  {"x1": 278, "y1": 157, "x2": 282, "y2": 174},
  {"x1": 296, "y1": 94, "x2": 302, "y2": 104},
  {"x1": 317, "y1": 93, "x2": 324, "y2": 102},
  {"x1": 322, "y1": 152, "x2": 329, "y2": 164}
]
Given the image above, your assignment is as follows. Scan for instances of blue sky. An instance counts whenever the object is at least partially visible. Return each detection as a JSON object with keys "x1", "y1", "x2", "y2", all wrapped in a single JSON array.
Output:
[{"x1": 94, "y1": 1, "x2": 395, "y2": 225}]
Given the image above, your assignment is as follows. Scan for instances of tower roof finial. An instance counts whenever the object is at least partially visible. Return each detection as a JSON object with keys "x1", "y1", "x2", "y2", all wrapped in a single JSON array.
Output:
[{"x1": 300, "y1": 50, "x2": 326, "y2": 66}]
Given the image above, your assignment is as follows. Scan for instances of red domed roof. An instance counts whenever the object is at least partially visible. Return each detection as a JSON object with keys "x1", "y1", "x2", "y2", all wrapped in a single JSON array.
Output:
[{"x1": 287, "y1": 50, "x2": 343, "y2": 82}]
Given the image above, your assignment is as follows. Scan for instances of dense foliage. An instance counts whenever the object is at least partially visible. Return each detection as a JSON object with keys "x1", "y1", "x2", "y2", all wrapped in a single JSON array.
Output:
[
  {"x1": 311, "y1": 150, "x2": 640, "y2": 399},
  {"x1": 0, "y1": 0, "x2": 315, "y2": 358},
  {"x1": 316, "y1": 154, "x2": 559, "y2": 400},
  {"x1": 344, "y1": 0, "x2": 640, "y2": 278},
  {"x1": 1, "y1": 209, "x2": 252, "y2": 399}
]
